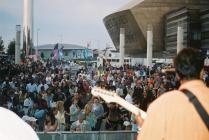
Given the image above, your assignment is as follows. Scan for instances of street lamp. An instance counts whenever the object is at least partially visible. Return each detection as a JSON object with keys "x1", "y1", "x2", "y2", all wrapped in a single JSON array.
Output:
[
  {"x1": 127, "y1": 55, "x2": 132, "y2": 66},
  {"x1": 36, "y1": 28, "x2": 40, "y2": 58},
  {"x1": 15, "y1": 25, "x2": 21, "y2": 64}
]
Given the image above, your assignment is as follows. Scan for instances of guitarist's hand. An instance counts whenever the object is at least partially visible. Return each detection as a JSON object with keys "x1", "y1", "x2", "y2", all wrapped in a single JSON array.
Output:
[{"x1": 135, "y1": 113, "x2": 144, "y2": 127}]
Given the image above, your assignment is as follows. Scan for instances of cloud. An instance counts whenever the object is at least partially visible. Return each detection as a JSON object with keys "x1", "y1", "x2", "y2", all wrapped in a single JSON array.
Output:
[
  {"x1": 0, "y1": 0, "x2": 23, "y2": 45},
  {"x1": 0, "y1": 0, "x2": 22, "y2": 17},
  {"x1": 1, "y1": 0, "x2": 131, "y2": 48},
  {"x1": 34, "y1": 0, "x2": 123, "y2": 24}
]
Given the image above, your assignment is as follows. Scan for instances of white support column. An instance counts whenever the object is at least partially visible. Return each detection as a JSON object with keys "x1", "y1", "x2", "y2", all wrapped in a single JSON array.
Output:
[
  {"x1": 15, "y1": 25, "x2": 21, "y2": 64},
  {"x1": 36, "y1": 28, "x2": 40, "y2": 60},
  {"x1": 177, "y1": 23, "x2": 184, "y2": 54},
  {"x1": 23, "y1": 0, "x2": 34, "y2": 56},
  {"x1": 147, "y1": 25, "x2": 153, "y2": 68},
  {"x1": 119, "y1": 28, "x2": 125, "y2": 67}
]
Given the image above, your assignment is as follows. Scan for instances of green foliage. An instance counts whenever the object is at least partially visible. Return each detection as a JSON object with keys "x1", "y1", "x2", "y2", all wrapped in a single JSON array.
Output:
[
  {"x1": 29, "y1": 47, "x2": 35, "y2": 55},
  {"x1": 20, "y1": 51, "x2": 25, "y2": 61},
  {"x1": 40, "y1": 52, "x2": 45, "y2": 59},
  {"x1": 0, "y1": 36, "x2": 4, "y2": 52},
  {"x1": 7, "y1": 40, "x2": 15, "y2": 55}
]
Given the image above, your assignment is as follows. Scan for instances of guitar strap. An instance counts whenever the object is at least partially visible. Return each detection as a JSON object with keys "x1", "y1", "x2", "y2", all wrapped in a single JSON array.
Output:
[{"x1": 180, "y1": 89, "x2": 209, "y2": 130}]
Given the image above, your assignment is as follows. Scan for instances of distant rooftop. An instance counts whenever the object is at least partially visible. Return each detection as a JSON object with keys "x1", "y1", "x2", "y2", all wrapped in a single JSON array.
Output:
[{"x1": 37, "y1": 43, "x2": 86, "y2": 50}]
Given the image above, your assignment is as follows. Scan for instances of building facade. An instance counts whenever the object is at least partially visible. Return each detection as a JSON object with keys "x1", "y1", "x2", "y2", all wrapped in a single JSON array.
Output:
[
  {"x1": 164, "y1": 7, "x2": 202, "y2": 58},
  {"x1": 103, "y1": 0, "x2": 209, "y2": 58},
  {"x1": 37, "y1": 44, "x2": 93, "y2": 60},
  {"x1": 201, "y1": 8, "x2": 209, "y2": 56}
]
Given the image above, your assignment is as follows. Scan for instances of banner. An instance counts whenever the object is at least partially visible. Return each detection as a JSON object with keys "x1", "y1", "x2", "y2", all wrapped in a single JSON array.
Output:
[
  {"x1": 53, "y1": 43, "x2": 59, "y2": 60},
  {"x1": 59, "y1": 46, "x2": 64, "y2": 60}
]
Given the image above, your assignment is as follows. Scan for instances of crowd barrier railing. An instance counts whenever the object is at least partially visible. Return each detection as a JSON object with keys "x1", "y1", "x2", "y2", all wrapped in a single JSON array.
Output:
[{"x1": 37, "y1": 131, "x2": 137, "y2": 140}]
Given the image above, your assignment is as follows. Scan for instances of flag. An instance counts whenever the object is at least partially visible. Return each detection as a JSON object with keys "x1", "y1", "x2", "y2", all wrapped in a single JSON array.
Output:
[
  {"x1": 87, "y1": 42, "x2": 90, "y2": 48},
  {"x1": 59, "y1": 45, "x2": 64, "y2": 60},
  {"x1": 53, "y1": 43, "x2": 59, "y2": 60},
  {"x1": 84, "y1": 48, "x2": 88, "y2": 59},
  {"x1": 85, "y1": 42, "x2": 91, "y2": 59}
]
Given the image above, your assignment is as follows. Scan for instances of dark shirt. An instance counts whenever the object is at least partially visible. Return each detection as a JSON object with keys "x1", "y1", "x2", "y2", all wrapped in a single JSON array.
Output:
[{"x1": 133, "y1": 86, "x2": 144, "y2": 105}]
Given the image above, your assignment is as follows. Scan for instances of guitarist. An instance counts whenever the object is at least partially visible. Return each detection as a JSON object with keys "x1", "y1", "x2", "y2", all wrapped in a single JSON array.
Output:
[{"x1": 136, "y1": 48, "x2": 209, "y2": 140}]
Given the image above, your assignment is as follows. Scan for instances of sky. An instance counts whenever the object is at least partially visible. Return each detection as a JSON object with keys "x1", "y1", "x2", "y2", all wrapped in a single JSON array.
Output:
[{"x1": 0, "y1": 0, "x2": 132, "y2": 50}]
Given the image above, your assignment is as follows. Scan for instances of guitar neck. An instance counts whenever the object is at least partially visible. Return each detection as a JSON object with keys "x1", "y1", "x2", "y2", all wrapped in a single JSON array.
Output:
[
  {"x1": 91, "y1": 87, "x2": 147, "y2": 119},
  {"x1": 116, "y1": 96, "x2": 147, "y2": 119}
]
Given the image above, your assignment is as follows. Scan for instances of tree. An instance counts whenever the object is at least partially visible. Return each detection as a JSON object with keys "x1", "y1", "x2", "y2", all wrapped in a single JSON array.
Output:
[
  {"x1": 40, "y1": 52, "x2": 45, "y2": 59},
  {"x1": 7, "y1": 40, "x2": 15, "y2": 55},
  {"x1": 0, "y1": 36, "x2": 4, "y2": 52},
  {"x1": 20, "y1": 51, "x2": 26, "y2": 63},
  {"x1": 30, "y1": 47, "x2": 35, "y2": 55}
]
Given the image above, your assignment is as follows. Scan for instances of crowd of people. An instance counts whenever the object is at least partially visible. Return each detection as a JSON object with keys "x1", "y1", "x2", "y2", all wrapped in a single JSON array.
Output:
[{"x1": 0, "y1": 55, "x2": 208, "y2": 132}]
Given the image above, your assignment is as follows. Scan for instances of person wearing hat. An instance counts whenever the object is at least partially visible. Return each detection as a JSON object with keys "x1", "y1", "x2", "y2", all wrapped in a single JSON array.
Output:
[
  {"x1": 22, "y1": 115, "x2": 38, "y2": 130},
  {"x1": 123, "y1": 121, "x2": 131, "y2": 130},
  {"x1": 71, "y1": 113, "x2": 91, "y2": 131}
]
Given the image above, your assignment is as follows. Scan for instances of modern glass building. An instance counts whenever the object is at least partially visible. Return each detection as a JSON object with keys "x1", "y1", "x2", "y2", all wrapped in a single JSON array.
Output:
[
  {"x1": 201, "y1": 8, "x2": 209, "y2": 56},
  {"x1": 103, "y1": 0, "x2": 209, "y2": 58},
  {"x1": 164, "y1": 7, "x2": 202, "y2": 58}
]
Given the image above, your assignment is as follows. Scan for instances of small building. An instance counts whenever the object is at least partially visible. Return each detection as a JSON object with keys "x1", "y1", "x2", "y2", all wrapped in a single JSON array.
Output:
[
  {"x1": 96, "y1": 48, "x2": 172, "y2": 67},
  {"x1": 37, "y1": 43, "x2": 93, "y2": 60},
  {"x1": 96, "y1": 49, "x2": 132, "y2": 67}
]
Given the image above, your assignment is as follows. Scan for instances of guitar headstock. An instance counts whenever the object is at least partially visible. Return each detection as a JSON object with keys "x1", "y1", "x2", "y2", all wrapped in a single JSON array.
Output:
[
  {"x1": 91, "y1": 87, "x2": 118, "y2": 103},
  {"x1": 91, "y1": 87, "x2": 147, "y2": 119}
]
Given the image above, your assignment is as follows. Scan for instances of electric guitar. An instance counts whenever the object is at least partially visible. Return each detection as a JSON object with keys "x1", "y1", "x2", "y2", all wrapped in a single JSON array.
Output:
[{"x1": 91, "y1": 87, "x2": 147, "y2": 119}]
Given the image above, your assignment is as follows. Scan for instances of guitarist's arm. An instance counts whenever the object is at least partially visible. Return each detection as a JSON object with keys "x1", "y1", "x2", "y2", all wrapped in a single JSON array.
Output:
[
  {"x1": 135, "y1": 114, "x2": 144, "y2": 127},
  {"x1": 115, "y1": 97, "x2": 146, "y2": 128}
]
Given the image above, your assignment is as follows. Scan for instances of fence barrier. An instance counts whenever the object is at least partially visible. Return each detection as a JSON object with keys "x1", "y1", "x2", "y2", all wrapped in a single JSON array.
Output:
[{"x1": 37, "y1": 131, "x2": 137, "y2": 140}]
